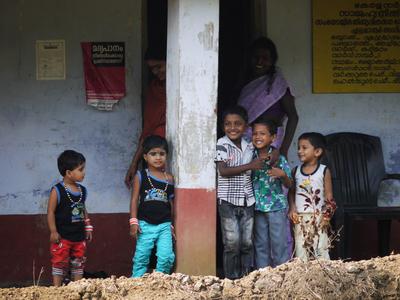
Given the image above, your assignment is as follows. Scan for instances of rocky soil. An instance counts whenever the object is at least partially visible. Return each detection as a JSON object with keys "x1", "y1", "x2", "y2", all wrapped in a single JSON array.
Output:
[{"x1": 1, "y1": 255, "x2": 400, "y2": 299}]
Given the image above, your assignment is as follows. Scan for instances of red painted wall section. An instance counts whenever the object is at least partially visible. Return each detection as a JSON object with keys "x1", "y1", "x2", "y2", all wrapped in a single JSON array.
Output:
[
  {"x1": 2, "y1": 202, "x2": 399, "y2": 286},
  {"x1": 0, "y1": 213, "x2": 133, "y2": 287},
  {"x1": 174, "y1": 188, "x2": 216, "y2": 276}
]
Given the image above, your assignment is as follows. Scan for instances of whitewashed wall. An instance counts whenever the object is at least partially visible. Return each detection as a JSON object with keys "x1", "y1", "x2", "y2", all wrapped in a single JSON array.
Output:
[
  {"x1": 267, "y1": 0, "x2": 400, "y2": 173},
  {"x1": 0, "y1": 1, "x2": 142, "y2": 214}
]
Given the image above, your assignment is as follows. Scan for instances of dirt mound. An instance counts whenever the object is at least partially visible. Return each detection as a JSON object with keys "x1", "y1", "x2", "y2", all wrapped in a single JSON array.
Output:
[{"x1": 1, "y1": 255, "x2": 400, "y2": 299}]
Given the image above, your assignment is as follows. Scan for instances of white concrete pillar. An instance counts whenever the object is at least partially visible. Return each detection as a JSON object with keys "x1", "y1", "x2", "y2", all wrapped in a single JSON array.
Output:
[{"x1": 167, "y1": 0, "x2": 219, "y2": 275}]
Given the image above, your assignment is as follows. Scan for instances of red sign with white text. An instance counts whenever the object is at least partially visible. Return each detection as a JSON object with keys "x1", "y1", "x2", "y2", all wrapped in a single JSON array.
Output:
[{"x1": 81, "y1": 42, "x2": 126, "y2": 110}]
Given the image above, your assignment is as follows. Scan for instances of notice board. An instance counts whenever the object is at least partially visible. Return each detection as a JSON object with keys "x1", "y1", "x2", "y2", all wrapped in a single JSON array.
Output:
[
  {"x1": 36, "y1": 40, "x2": 65, "y2": 80},
  {"x1": 312, "y1": 0, "x2": 400, "y2": 93}
]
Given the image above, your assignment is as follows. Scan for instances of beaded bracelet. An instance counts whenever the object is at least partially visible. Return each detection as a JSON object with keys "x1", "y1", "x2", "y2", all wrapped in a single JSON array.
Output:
[
  {"x1": 129, "y1": 218, "x2": 139, "y2": 226},
  {"x1": 85, "y1": 225, "x2": 94, "y2": 232}
]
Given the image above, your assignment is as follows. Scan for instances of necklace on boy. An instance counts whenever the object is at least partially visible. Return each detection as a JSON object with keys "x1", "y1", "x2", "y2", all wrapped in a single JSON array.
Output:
[
  {"x1": 146, "y1": 169, "x2": 169, "y2": 192},
  {"x1": 63, "y1": 182, "x2": 82, "y2": 203}
]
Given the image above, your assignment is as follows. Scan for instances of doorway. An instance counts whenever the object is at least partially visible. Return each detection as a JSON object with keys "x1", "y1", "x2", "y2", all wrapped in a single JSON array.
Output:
[{"x1": 217, "y1": 0, "x2": 262, "y2": 278}]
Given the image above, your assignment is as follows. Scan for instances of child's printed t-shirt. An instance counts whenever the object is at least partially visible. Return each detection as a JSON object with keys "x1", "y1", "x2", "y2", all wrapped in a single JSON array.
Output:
[
  {"x1": 253, "y1": 153, "x2": 291, "y2": 212},
  {"x1": 294, "y1": 163, "x2": 327, "y2": 213},
  {"x1": 137, "y1": 169, "x2": 174, "y2": 225},
  {"x1": 53, "y1": 182, "x2": 87, "y2": 242}
]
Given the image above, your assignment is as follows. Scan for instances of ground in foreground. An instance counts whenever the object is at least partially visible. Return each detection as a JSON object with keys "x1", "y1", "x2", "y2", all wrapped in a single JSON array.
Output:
[{"x1": 1, "y1": 255, "x2": 400, "y2": 299}]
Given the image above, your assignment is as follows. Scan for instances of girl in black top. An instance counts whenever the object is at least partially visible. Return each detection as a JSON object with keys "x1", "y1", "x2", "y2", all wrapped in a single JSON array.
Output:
[{"x1": 129, "y1": 135, "x2": 175, "y2": 277}]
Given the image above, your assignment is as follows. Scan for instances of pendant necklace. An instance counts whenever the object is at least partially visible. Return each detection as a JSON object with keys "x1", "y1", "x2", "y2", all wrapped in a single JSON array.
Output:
[
  {"x1": 146, "y1": 169, "x2": 169, "y2": 192},
  {"x1": 63, "y1": 182, "x2": 82, "y2": 203}
]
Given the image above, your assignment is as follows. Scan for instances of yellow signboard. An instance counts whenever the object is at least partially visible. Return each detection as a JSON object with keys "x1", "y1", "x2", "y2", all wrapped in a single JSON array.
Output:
[{"x1": 312, "y1": 0, "x2": 400, "y2": 93}]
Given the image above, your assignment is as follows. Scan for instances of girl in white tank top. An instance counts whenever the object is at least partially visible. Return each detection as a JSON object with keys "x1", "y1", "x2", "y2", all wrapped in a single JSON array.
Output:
[{"x1": 289, "y1": 132, "x2": 336, "y2": 261}]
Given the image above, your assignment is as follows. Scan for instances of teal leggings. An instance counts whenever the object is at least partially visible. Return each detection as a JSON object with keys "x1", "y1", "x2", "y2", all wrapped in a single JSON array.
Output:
[{"x1": 131, "y1": 220, "x2": 175, "y2": 277}]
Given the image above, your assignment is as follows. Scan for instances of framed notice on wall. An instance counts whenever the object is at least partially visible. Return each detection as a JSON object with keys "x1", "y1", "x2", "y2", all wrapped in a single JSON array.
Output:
[
  {"x1": 36, "y1": 40, "x2": 66, "y2": 80},
  {"x1": 312, "y1": 0, "x2": 400, "y2": 93}
]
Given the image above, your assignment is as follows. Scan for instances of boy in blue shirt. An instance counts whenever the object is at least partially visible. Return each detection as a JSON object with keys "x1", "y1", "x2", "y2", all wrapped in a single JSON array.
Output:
[{"x1": 252, "y1": 118, "x2": 293, "y2": 268}]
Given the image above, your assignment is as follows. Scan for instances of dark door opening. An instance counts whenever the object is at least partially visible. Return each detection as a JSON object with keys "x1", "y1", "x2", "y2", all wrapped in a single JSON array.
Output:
[
  {"x1": 217, "y1": 0, "x2": 252, "y2": 137},
  {"x1": 217, "y1": 0, "x2": 253, "y2": 278}
]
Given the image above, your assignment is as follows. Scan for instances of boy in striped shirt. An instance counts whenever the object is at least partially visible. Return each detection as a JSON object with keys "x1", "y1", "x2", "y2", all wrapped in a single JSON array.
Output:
[{"x1": 215, "y1": 105, "x2": 265, "y2": 279}]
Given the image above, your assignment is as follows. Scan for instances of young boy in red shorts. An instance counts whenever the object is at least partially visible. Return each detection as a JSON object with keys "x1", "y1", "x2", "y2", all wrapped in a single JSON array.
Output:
[{"x1": 47, "y1": 150, "x2": 93, "y2": 286}]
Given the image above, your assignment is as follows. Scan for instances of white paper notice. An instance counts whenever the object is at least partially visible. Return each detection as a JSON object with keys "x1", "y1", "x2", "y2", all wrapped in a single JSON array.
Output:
[{"x1": 36, "y1": 40, "x2": 66, "y2": 80}]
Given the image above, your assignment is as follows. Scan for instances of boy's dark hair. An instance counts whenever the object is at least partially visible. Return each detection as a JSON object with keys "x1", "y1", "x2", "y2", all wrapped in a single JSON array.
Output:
[
  {"x1": 142, "y1": 135, "x2": 169, "y2": 154},
  {"x1": 222, "y1": 105, "x2": 248, "y2": 124},
  {"x1": 251, "y1": 37, "x2": 278, "y2": 66},
  {"x1": 252, "y1": 117, "x2": 278, "y2": 135},
  {"x1": 57, "y1": 150, "x2": 86, "y2": 176},
  {"x1": 298, "y1": 132, "x2": 327, "y2": 157}
]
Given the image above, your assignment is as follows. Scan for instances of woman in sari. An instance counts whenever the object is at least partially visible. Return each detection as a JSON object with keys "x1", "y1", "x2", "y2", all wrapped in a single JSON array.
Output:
[{"x1": 238, "y1": 37, "x2": 298, "y2": 158}]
